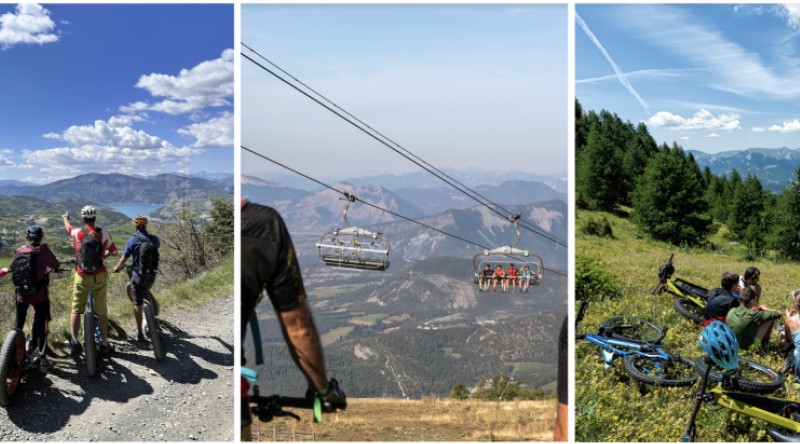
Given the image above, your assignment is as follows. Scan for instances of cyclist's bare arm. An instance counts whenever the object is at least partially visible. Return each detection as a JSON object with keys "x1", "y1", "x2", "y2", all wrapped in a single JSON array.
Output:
[{"x1": 277, "y1": 301, "x2": 328, "y2": 391}]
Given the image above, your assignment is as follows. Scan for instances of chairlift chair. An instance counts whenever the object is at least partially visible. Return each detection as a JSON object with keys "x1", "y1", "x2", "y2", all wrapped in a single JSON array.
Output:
[
  {"x1": 316, "y1": 193, "x2": 390, "y2": 271},
  {"x1": 472, "y1": 215, "x2": 544, "y2": 292}
]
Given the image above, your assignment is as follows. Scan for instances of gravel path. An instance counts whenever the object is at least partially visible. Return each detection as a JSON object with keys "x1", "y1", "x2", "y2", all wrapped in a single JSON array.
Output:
[{"x1": 0, "y1": 296, "x2": 234, "y2": 441}]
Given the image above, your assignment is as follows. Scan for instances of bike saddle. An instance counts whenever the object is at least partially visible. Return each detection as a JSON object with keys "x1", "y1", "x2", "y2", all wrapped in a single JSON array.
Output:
[{"x1": 767, "y1": 429, "x2": 800, "y2": 442}]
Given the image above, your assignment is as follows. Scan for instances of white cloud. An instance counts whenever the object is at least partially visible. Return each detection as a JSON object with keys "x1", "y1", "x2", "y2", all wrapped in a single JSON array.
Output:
[
  {"x1": 706, "y1": 133, "x2": 721, "y2": 138},
  {"x1": 680, "y1": 136, "x2": 691, "y2": 141},
  {"x1": 23, "y1": 145, "x2": 202, "y2": 175},
  {"x1": 752, "y1": 119, "x2": 800, "y2": 133},
  {"x1": 778, "y1": 4, "x2": 800, "y2": 29},
  {"x1": 178, "y1": 111, "x2": 233, "y2": 148},
  {"x1": 0, "y1": 3, "x2": 58, "y2": 50},
  {"x1": 646, "y1": 109, "x2": 741, "y2": 131},
  {"x1": 121, "y1": 48, "x2": 234, "y2": 115},
  {"x1": 43, "y1": 115, "x2": 167, "y2": 150}
]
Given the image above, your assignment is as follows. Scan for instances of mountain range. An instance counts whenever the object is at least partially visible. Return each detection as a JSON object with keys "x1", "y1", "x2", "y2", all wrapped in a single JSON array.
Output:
[
  {"x1": 0, "y1": 173, "x2": 232, "y2": 205},
  {"x1": 689, "y1": 147, "x2": 800, "y2": 192}
]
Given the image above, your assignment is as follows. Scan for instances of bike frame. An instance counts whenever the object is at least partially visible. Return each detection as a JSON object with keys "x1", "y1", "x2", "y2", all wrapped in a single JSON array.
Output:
[
  {"x1": 582, "y1": 333, "x2": 673, "y2": 369},
  {"x1": 661, "y1": 279, "x2": 707, "y2": 309}
]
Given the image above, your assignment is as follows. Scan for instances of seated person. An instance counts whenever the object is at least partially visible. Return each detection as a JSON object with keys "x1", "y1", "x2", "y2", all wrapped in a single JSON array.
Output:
[
  {"x1": 478, "y1": 264, "x2": 493, "y2": 291},
  {"x1": 507, "y1": 264, "x2": 519, "y2": 293},
  {"x1": 739, "y1": 267, "x2": 762, "y2": 301},
  {"x1": 783, "y1": 290, "x2": 800, "y2": 378},
  {"x1": 726, "y1": 286, "x2": 781, "y2": 350},
  {"x1": 704, "y1": 272, "x2": 741, "y2": 326},
  {"x1": 492, "y1": 265, "x2": 506, "y2": 293},
  {"x1": 520, "y1": 265, "x2": 533, "y2": 292}
]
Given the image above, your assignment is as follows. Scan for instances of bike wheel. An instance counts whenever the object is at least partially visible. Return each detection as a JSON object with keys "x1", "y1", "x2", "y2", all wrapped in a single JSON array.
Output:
[
  {"x1": 143, "y1": 303, "x2": 163, "y2": 361},
  {"x1": 694, "y1": 355, "x2": 784, "y2": 394},
  {"x1": 624, "y1": 354, "x2": 697, "y2": 387},
  {"x1": 602, "y1": 317, "x2": 666, "y2": 343},
  {"x1": 674, "y1": 298, "x2": 704, "y2": 325},
  {"x1": 84, "y1": 311, "x2": 96, "y2": 377},
  {"x1": 0, "y1": 329, "x2": 25, "y2": 406}
]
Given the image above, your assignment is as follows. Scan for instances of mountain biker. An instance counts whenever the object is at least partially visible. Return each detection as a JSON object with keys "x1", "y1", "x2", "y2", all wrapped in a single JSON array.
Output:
[
  {"x1": 738, "y1": 267, "x2": 762, "y2": 301},
  {"x1": 63, "y1": 205, "x2": 117, "y2": 355},
  {"x1": 726, "y1": 286, "x2": 781, "y2": 350},
  {"x1": 10, "y1": 226, "x2": 60, "y2": 371},
  {"x1": 241, "y1": 200, "x2": 346, "y2": 440},
  {"x1": 703, "y1": 272, "x2": 740, "y2": 326},
  {"x1": 112, "y1": 215, "x2": 160, "y2": 342},
  {"x1": 520, "y1": 265, "x2": 533, "y2": 293},
  {"x1": 782, "y1": 290, "x2": 800, "y2": 380}
]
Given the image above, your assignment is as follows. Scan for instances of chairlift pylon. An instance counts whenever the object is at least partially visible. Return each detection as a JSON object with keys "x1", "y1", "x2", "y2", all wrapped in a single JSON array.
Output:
[
  {"x1": 316, "y1": 193, "x2": 390, "y2": 271},
  {"x1": 473, "y1": 214, "x2": 543, "y2": 293}
]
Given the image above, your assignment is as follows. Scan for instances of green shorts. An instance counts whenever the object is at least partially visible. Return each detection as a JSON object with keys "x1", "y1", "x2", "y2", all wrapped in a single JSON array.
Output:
[{"x1": 71, "y1": 271, "x2": 108, "y2": 317}]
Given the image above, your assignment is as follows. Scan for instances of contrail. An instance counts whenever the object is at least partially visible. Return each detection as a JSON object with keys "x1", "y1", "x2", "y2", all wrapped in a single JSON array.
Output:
[{"x1": 576, "y1": 12, "x2": 651, "y2": 116}]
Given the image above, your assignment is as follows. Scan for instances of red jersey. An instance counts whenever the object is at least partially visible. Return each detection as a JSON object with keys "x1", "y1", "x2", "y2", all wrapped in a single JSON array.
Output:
[{"x1": 67, "y1": 224, "x2": 117, "y2": 276}]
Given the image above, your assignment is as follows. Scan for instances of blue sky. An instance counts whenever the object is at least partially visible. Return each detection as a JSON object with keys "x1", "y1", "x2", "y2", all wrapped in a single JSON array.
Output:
[
  {"x1": 576, "y1": 4, "x2": 800, "y2": 154},
  {"x1": 0, "y1": 3, "x2": 233, "y2": 183},
  {"x1": 242, "y1": 4, "x2": 567, "y2": 182}
]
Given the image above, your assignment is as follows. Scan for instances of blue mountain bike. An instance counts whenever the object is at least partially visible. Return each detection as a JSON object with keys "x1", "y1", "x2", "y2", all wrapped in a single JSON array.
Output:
[{"x1": 577, "y1": 300, "x2": 698, "y2": 387}]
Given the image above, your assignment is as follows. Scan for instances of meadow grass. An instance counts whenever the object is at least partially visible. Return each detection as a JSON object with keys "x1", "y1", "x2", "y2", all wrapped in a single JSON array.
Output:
[{"x1": 576, "y1": 209, "x2": 799, "y2": 442}]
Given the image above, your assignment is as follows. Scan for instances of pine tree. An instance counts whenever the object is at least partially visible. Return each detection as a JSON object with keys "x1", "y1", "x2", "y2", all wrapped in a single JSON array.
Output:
[
  {"x1": 727, "y1": 174, "x2": 766, "y2": 254},
  {"x1": 770, "y1": 168, "x2": 800, "y2": 260},
  {"x1": 631, "y1": 145, "x2": 713, "y2": 245}
]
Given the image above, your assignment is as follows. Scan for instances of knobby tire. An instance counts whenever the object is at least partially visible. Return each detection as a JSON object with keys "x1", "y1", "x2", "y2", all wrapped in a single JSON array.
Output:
[
  {"x1": 144, "y1": 303, "x2": 163, "y2": 361},
  {"x1": 602, "y1": 317, "x2": 666, "y2": 343},
  {"x1": 624, "y1": 354, "x2": 697, "y2": 387},
  {"x1": 694, "y1": 355, "x2": 784, "y2": 394},
  {"x1": 84, "y1": 311, "x2": 97, "y2": 377},
  {"x1": 0, "y1": 329, "x2": 25, "y2": 406},
  {"x1": 674, "y1": 298, "x2": 704, "y2": 325}
]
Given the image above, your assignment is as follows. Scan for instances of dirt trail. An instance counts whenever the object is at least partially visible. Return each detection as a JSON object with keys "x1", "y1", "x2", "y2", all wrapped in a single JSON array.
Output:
[{"x1": 0, "y1": 296, "x2": 234, "y2": 441}]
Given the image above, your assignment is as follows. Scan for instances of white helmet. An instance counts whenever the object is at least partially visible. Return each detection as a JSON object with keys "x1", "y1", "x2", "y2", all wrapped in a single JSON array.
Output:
[{"x1": 80, "y1": 205, "x2": 97, "y2": 219}]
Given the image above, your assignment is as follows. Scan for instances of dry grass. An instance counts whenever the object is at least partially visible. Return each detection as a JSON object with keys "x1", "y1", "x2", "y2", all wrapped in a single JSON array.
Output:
[{"x1": 251, "y1": 397, "x2": 557, "y2": 442}]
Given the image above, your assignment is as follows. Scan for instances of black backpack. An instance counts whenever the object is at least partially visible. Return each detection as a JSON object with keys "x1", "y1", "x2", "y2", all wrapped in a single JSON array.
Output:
[
  {"x1": 78, "y1": 228, "x2": 103, "y2": 273},
  {"x1": 137, "y1": 233, "x2": 159, "y2": 274},
  {"x1": 10, "y1": 252, "x2": 40, "y2": 298}
]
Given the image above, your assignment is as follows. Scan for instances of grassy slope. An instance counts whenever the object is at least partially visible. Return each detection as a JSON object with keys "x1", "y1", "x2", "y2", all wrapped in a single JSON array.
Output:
[
  {"x1": 576, "y1": 209, "x2": 800, "y2": 442},
  {"x1": 251, "y1": 397, "x2": 557, "y2": 441},
  {"x1": 0, "y1": 256, "x2": 233, "y2": 344}
]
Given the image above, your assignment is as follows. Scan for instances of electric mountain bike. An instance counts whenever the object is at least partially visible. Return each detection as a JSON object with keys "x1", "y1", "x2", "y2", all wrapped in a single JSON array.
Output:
[
  {"x1": 576, "y1": 301, "x2": 697, "y2": 387},
  {"x1": 141, "y1": 289, "x2": 163, "y2": 361},
  {"x1": 83, "y1": 289, "x2": 102, "y2": 376},
  {"x1": 683, "y1": 349, "x2": 793, "y2": 441},
  {"x1": 653, "y1": 254, "x2": 710, "y2": 324},
  {"x1": 0, "y1": 263, "x2": 71, "y2": 406}
]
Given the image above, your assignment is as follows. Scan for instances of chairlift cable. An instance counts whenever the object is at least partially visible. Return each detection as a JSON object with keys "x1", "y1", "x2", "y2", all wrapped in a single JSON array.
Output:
[
  {"x1": 241, "y1": 46, "x2": 568, "y2": 249},
  {"x1": 241, "y1": 147, "x2": 566, "y2": 278}
]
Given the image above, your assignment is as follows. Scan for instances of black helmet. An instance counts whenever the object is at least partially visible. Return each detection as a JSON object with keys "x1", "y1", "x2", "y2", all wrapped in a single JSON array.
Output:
[{"x1": 26, "y1": 226, "x2": 44, "y2": 241}]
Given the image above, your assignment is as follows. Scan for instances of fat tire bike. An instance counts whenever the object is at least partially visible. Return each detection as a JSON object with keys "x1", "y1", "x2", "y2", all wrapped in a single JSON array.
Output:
[
  {"x1": 684, "y1": 350, "x2": 794, "y2": 441},
  {"x1": 141, "y1": 290, "x2": 163, "y2": 361},
  {"x1": 0, "y1": 264, "x2": 71, "y2": 406},
  {"x1": 577, "y1": 300, "x2": 697, "y2": 387},
  {"x1": 652, "y1": 254, "x2": 709, "y2": 325}
]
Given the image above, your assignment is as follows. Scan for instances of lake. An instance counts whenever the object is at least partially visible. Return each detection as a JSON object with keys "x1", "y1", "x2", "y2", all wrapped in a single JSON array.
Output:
[{"x1": 107, "y1": 203, "x2": 164, "y2": 218}]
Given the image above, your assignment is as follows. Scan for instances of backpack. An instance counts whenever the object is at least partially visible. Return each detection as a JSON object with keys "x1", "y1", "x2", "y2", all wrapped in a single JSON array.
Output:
[
  {"x1": 10, "y1": 252, "x2": 40, "y2": 298},
  {"x1": 78, "y1": 228, "x2": 103, "y2": 273},
  {"x1": 137, "y1": 233, "x2": 159, "y2": 274}
]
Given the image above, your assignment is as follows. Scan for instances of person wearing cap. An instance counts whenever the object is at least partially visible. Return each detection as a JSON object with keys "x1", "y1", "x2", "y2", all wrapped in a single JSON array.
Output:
[
  {"x1": 726, "y1": 286, "x2": 781, "y2": 350},
  {"x1": 112, "y1": 215, "x2": 161, "y2": 342},
  {"x1": 11, "y1": 226, "x2": 61, "y2": 371},
  {"x1": 63, "y1": 205, "x2": 117, "y2": 355}
]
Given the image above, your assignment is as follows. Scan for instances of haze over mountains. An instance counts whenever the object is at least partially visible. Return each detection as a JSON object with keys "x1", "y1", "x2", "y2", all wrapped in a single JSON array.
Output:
[
  {"x1": 244, "y1": 171, "x2": 568, "y2": 398},
  {"x1": 689, "y1": 147, "x2": 800, "y2": 192}
]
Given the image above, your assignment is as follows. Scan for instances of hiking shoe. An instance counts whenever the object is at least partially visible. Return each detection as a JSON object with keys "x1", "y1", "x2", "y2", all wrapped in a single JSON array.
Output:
[
  {"x1": 67, "y1": 338, "x2": 82, "y2": 355},
  {"x1": 98, "y1": 342, "x2": 114, "y2": 355}
]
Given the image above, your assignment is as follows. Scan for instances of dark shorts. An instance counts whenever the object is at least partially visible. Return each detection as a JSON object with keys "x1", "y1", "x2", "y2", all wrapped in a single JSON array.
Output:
[{"x1": 130, "y1": 272, "x2": 156, "y2": 305}]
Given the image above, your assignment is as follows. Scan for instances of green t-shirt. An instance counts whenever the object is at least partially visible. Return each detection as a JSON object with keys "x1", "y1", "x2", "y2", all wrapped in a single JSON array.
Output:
[{"x1": 725, "y1": 306, "x2": 781, "y2": 349}]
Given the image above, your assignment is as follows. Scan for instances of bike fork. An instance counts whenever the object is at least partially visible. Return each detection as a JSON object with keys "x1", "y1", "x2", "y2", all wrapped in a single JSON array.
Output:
[{"x1": 683, "y1": 362, "x2": 713, "y2": 442}]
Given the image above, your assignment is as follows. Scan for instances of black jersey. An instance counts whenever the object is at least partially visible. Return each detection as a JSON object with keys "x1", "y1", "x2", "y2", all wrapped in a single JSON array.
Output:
[{"x1": 241, "y1": 203, "x2": 307, "y2": 338}]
